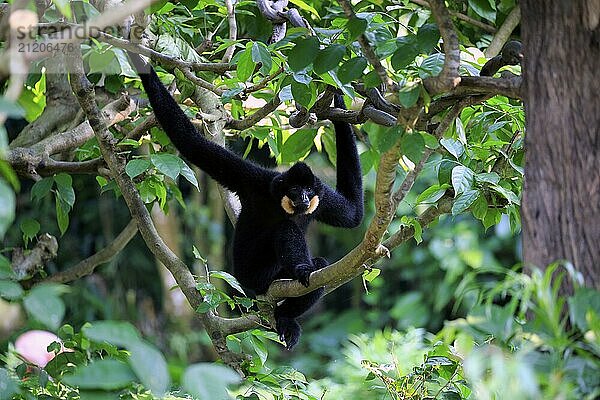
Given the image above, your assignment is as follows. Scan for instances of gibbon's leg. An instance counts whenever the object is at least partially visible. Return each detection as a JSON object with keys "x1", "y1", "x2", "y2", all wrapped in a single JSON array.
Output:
[
  {"x1": 274, "y1": 257, "x2": 327, "y2": 349},
  {"x1": 274, "y1": 220, "x2": 315, "y2": 287}
]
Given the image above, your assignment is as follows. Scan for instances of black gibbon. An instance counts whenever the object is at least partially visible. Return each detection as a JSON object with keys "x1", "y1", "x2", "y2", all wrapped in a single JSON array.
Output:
[{"x1": 128, "y1": 53, "x2": 364, "y2": 349}]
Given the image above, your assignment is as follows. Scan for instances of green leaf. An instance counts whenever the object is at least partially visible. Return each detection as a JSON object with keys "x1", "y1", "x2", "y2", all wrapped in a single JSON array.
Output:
[
  {"x1": 236, "y1": 45, "x2": 255, "y2": 82},
  {"x1": 88, "y1": 49, "x2": 117, "y2": 75},
  {"x1": 251, "y1": 42, "x2": 272, "y2": 76},
  {"x1": 182, "y1": 363, "x2": 241, "y2": 400},
  {"x1": 362, "y1": 268, "x2": 381, "y2": 282},
  {"x1": 0, "y1": 368, "x2": 19, "y2": 399},
  {"x1": 418, "y1": 54, "x2": 445, "y2": 78},
  {"x1": 347, "y1": 17, "x2": 367, "y2": 40},
  {"x1": 475, "y1": 172, "x2": 500, "y2": 185},
  {"x1": 471, "y1": 195, "x2": 487, "y2": 220},
  {"x1": 31, "y1": 177, "x2": 54, "y2": 202},
  {"x1": 150, "y1": 153, "x2": 182, "y2": 181},
  {"x1": 416, "y1": 23, "x2": 440, "y2": 53},
  {"x1": 451, "y1": 165, "x2": 474, "y2": 195},
  {"x1": 179, "y1": 162, "x2": 199, "y2": 189},
  {"x1": 397, "y1": 83, "x2": 420, "y2": 108},
  {"x1": 289, "y1": 0, "x2": 319, "y2": 17},
  {"x1": 209, "y1": 271, "x2": 246, "y2": 295},
  {"x1": 288, "y1": 36, "x2": 319, "y2": 72},
  {"x1": 391, "y1": 36, "x2": 419, "y2": 70},
  {"x1": 468, "y1": 0, "x2": 496, "y2": 22},
  {"x1": 410, "y1": 219, "x2": 423, "y2": 243},
  {"x1": 400, "y1": 133, "x2": 425, "y2": 163},
  {"x1": 0, "y1": 179, "x2": 15, "y2": 239},
  {"x1": 125, "y1": 159, "x2": 151, "y2": 179},
  {"x1": 483, "y1": 208, "x2": 501, "y2": 230},
  {"x1": 313, "y1": 44, "x2": 346, "y2": 75},
  {"x1": 291, "y1": 80, "x2": 313, "y2": 108},
  {"x1": 0, "y1": 255, "x2": 13, "y2": 280},
  {"x1": 281, "y1": 129, "x2": 317, "y2": 163},
  {"x1": 128, "y1": 341, "x2": 171, "y2": 395},
  {"x1": 23, "y1": 284, "x2": 66, "y2": 330},
  {"x1": 0, "y1": 280, "x2": 23, "y2": 300},
  {"x1": 337, "y1": 57, "x2": 367, "y2": 83},
  {"x1": 367, "y1": 124, "x2": 402, "y2": 154},
  {"x1": 452, "y1": 189, "x2": 480, "y2": 215},
  {"x1": 491, "y1": 184, "x2": 520, "y2": 204},
  {"x1": 83, "y1": 321, "x2": 141, "y2": 348},
  {"x1": 19, "y1": 218, "x2": 40, "y2": 244},
  {"x1": 440, "y1": 138, "x2": 464, "y2": 159},
  {"x1": 416, "y1": 184, "x2": 450, "y2": 204},
  {"x1": 54, "y1": 173, "x2": 75, "y2": 208},
  {"x1": 55, "y1": 195, "x2": 70, "y2": 235},
  {"x1": 568, "y1": 288, "x2": 600, "y2": 331},
  {"x1": 63, "y1": 360, "x2": 136, "y2": 390}
]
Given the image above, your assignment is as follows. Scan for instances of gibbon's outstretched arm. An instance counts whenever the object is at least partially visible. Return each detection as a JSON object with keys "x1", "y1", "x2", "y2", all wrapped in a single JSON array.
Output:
[
  {"x1": 128, "y1": 53, "x2": 275, "y2": 194},
  {"x1": 315, "y1": 95, "x2": 364, "y2": 228}
]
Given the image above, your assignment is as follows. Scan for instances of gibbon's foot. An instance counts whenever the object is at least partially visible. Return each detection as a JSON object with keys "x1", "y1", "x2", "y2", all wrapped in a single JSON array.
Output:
[
  {"x1": 294, "y1": 263, "x2": 313, "y2": 287},
  {"x1": 276, "y1": 316, "x2": 302, "y2": 350}
]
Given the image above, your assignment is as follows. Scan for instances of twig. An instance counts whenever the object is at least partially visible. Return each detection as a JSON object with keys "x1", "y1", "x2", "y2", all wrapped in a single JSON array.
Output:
[
  {"x1": 244, "y1": 66, "x2": 284, "y2": 94},
  {"x1": 221, "y1": 0, "x2": 237, "y2": 63},
  {"x1": 125, "y1": 114, "x2": 157, "y2": 140},
  {"x1": 227, "y1": 97, "x2": 282, "y2": 130},
  {"x1": 48, "y1": 220, "x2": 138, "y2": 283},
  {"x1": 181, "y1": 67, "x2": 224, "y2": 95}
]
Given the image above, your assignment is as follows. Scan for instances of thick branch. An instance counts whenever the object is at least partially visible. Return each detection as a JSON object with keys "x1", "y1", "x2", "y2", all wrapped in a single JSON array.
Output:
[
  {"x1": 266, "y1": 196, "x2": 453, "y2": 298},
  {"x1": 48, "y1": 220, "x2": 138, "y2": 283},
  {"x1": 424, "y1": 0, "x2": 461, "y2": 94}
]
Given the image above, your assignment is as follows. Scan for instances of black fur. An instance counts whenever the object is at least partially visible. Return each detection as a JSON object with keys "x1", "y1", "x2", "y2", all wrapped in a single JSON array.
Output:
[{"x1": 129, "y1": 53, "x2": 363, "y2": 349}]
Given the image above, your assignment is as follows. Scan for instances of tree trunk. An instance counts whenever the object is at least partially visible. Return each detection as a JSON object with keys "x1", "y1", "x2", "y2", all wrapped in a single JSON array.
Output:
[{"x1": 521, "y1": 1, "x2": 600, "y2": 289}]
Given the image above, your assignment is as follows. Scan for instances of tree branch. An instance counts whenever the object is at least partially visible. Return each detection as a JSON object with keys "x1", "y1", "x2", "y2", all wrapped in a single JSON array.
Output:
[
  {"x1": 227, "y1": 97, "x2": 282, "y2": 130},
  {"x1": 424, "y1": 0, "x2": 461, "y2": 94},
  {"x1": 47, "y1": 220, "x2": 138, "y2": 283},
  {"x1": 221, "y1": 0, "x2": 237, "y2": 63},
  {"x1": 485, "y1": 5, "x2": 521, "y2": 58}
]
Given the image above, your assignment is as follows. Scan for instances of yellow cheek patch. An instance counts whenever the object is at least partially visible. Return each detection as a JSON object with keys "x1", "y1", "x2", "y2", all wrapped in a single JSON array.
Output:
[
  {"x1": 305, "y1": 195, "x2": 319, "y2": 214},
  {"x1": 281, "y1": 196, "x2": 295, "y2": 214}
]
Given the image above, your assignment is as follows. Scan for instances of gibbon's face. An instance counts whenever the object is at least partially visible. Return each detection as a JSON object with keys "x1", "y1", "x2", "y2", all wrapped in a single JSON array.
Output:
[
  {"x1": 281, "y1": 185, "x2": 320, "y2": 215},
  {"x1": 272, "y1": 162, "x2": 320, "y2": 215}
]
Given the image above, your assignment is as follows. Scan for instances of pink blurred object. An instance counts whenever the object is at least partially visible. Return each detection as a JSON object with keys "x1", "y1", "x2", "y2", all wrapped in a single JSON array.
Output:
[{"x1": 14, "y1": 330, "x2": 64, "y2": 367}]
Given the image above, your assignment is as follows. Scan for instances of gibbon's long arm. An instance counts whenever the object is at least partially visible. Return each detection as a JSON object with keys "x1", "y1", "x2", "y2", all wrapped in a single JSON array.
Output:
[
  {"x1": 315, "y1": 95, "x2": 364, "y2": 228},
  {"x1": 129, "y1": 53, "x2": 275, "y2": 194}
]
